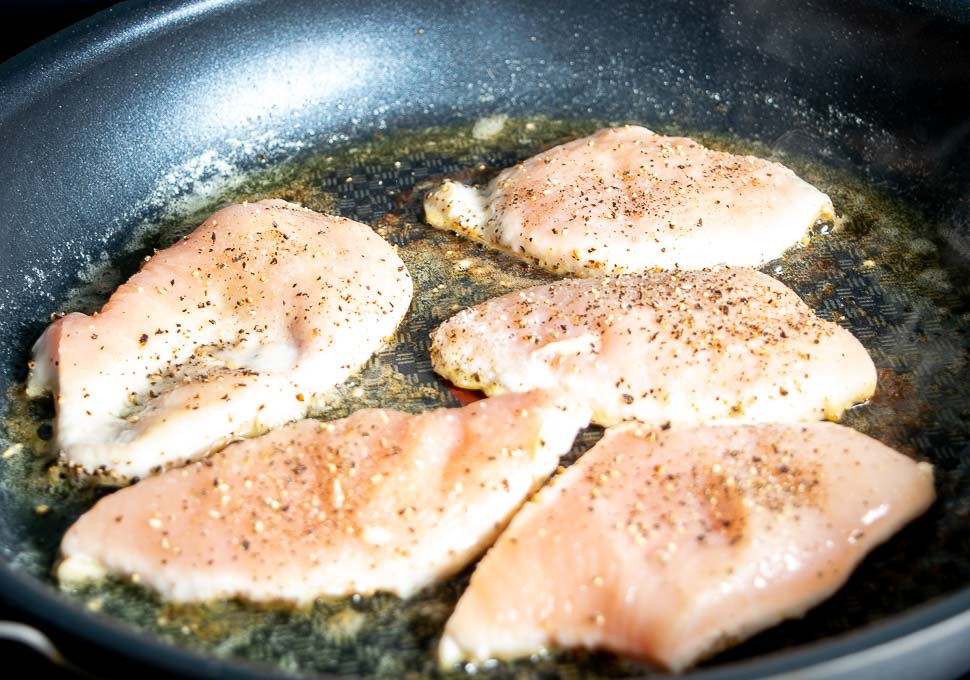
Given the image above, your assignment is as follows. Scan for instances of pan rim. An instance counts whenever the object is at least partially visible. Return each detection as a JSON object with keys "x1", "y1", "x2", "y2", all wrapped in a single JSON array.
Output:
[{"x1": 0, "y1": 0, "x2": 967, "y2": 677}]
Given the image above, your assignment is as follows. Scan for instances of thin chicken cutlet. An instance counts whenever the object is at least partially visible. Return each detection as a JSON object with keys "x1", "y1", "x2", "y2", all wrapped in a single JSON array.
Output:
[
  {"x1": 431, "y1": 268, "x2": 875, "y2": 427},
  {"x1": 28, "y1": 199, "x2": 412, "y2": 479},
  {"x1": 425, "y1": 126, "x2": 833, "y2": 274},
  {"x1": 57, "y1": 391, "x2": 589, "y2": 603},
  {"x1": 440, "y1": 422, "x2": 935, "y2": 671}
]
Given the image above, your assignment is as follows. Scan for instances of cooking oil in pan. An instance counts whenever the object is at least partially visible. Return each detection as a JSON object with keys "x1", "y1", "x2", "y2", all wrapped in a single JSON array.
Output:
[{"x1": 1, "y1": 117, "x2": 968, "y2": 678}]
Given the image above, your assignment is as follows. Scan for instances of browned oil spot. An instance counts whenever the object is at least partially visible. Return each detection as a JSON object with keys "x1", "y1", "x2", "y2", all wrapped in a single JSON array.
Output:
[
  {"x1": 872, "y1": 367, "x2": 913, "y2": 405},
  {"x1": 857, "y1": 367, "x2": 930, "y2": 457},
  {"x1": 447, "y1": 383, "x2": 484, "y2": 407}
]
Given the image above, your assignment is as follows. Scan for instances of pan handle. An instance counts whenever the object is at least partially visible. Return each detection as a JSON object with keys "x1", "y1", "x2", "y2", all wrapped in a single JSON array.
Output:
[
  {"x1": 0, "y1": 620, "x2": 92, "y2": 677},
  {"x1": 0, "y1": 620, "x2": 64, "y2": 663}
]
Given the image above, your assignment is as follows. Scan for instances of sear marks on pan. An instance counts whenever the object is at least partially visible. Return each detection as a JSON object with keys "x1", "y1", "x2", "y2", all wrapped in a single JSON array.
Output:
[{"x1": 1, "y1": 117, "x2": 968, "y2": 679}]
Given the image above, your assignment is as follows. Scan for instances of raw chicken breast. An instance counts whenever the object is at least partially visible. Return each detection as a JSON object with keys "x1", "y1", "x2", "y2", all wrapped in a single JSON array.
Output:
[
  {"x1": 439, "y1": 422, "x2": 935, "y2": 671},
  {"x1": 431, "y1": 267, "x2": 875, "y2": 427},
  {"x1": 424, "y1": 126, "x2": 833, "y2": 274},
  {"x1": 57, "y1": 391, "x2": 588, "y2": 603},
  {"x1": 27, "y1": 199, "x2": 412, "y2": 479}
]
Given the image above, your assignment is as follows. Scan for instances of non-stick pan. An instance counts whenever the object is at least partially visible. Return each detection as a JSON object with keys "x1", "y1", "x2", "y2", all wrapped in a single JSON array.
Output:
[{"x1": 0, "y1": 0, "x2": 968, "y2": 678}]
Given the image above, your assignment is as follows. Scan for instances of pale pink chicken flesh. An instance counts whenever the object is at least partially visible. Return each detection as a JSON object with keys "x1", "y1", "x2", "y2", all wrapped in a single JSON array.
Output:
[
  {"x1": 424, "y1": 126, "x2": 834, "y2": 274},
  {"x1": 26, "y1": 199, "x2": 412, "y2": 479},
  {"x1": 57, "y1": 391, "x2": 589, "y2": 603},
  {"x1": 439, "y1": 422, "x2": 935, "y2": 671},
  {"x1": 431, "y1": 267, "x2": 876, "y2": 427}
]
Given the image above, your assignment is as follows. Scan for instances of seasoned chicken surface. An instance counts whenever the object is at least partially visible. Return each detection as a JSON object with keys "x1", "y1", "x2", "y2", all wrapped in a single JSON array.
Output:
[
  {"x1": 424, "y1": 126, "x2": 833, "y2": 274},
  {"x1": 57, "y1": 391, "x2": 588, "y2": 603},
  {"x1": 431, "y1": 268, "x2": 875, "y2": 427},
  {"x1": 439, "y1": 422, "x2": 935, "y2": 671},
  {"x1": 27, "y1": 199, "x2": 412, "y2": 479}
]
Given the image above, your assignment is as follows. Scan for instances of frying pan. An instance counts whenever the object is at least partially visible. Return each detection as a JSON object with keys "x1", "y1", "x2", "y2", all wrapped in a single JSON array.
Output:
[{"x1": 0, "y1": 0, "x2": 968, "y2": 677}]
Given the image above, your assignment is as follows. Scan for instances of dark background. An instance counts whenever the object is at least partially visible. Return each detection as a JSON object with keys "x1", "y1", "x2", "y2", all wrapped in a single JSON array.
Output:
[{"x1": 0, "y1": 0, "x2": 119, "y2": 64}]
